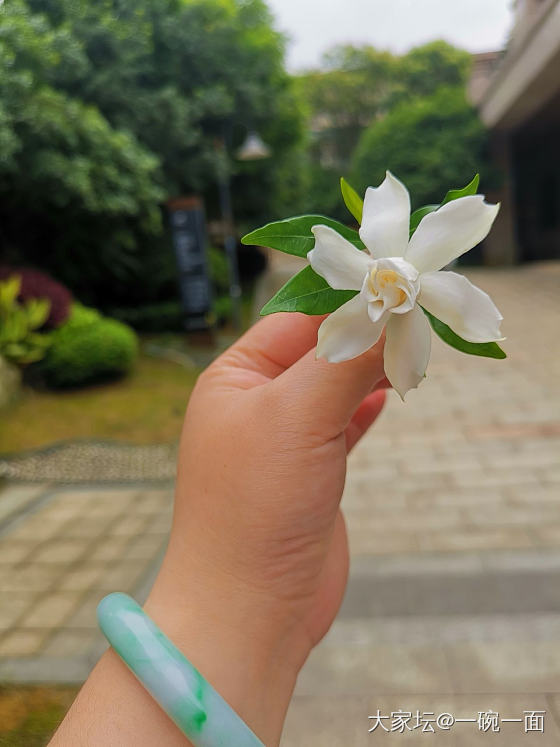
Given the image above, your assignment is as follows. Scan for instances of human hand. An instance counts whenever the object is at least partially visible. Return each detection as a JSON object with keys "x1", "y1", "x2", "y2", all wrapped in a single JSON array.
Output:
[{"x1": 146, "y1": 312, "x2": 388, "y2": 744}]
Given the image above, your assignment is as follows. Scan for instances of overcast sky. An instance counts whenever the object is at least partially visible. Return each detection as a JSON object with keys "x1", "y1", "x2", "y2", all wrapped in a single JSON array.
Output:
[{"x1": 266, "y1": 0, "x2": 514, "y2": 71}]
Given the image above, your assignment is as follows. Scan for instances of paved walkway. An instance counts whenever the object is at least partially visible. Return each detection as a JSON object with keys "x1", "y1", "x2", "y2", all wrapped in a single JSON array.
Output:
[{"x1": 0, "y1": 262, "x2": 558, "y2": 744}]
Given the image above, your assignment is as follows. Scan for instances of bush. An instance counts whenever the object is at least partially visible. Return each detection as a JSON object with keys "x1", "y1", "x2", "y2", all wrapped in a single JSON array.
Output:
[
  {"x1": 0, "y1": 266, "x2": 72, "y2": 328},
  {"x1": 109, "y1": 301, "x2": 185, "y2": 333},
  {"x1": 0, "y1": 276, "x2": 51, "y2": 365},
  {"x1": 37, "y1": 304, "x2": 138, "y2": 387},
  {"x1": 351, "y1": 86, "x2": 492, "y2": 208}
]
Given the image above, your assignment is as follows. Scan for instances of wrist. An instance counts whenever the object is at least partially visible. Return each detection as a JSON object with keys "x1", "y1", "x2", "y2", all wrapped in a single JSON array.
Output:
[{"x1": 144, "y1": 551, "x2": 308, "y2": 746}]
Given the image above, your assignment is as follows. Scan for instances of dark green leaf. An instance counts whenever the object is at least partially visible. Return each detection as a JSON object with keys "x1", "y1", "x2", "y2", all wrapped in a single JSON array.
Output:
[
  {"x1": 441, "y1": 174, "x2": 480, "y2": 205},
  {"x1": 340, "y1": 177, "x2": 363, "y2": 223},
  {"x1": 409, "y1": 204, "x2": 438, "y2": 236},
  {"x1": 241, "y1": 215, "x2": 365, "y2": 258},
  {"x1": 422, "y1": 307, "x2": 506, "y2": 359},
  {"x1": 409, "y1": 175, "x2": 481, "y2": 237},
  {"x1": 260, "y1": 266, "x2": 358, "y2": 316}
]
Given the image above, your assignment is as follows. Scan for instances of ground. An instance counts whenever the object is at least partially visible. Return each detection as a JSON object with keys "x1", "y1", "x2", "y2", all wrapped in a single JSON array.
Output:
[
  {"x1": 0, "y1": 262, "x2": 559, "y2": 745},
  {"x1": 0, "y1": 352, "x2": 199, "y2": 454}
]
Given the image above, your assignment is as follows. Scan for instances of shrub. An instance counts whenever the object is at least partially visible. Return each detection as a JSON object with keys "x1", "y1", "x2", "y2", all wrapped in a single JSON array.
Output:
[
  {"x1": 0, "y1": 266, "x2": 72, "y2": 328},
  {"x1": 0, "y1": 276, "x2": 52, "y2": 365},
  {"x1": 37, "y1": 304, "x2": 138, "y2": 387},
  {"x1": 351, "y1": 86, "x2": 492, "y2": 208}
]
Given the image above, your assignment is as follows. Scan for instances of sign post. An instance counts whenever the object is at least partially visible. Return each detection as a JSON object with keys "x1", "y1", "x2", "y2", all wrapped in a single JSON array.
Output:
[{"x1": 167, "y1": 196, "x2": 213, "y2": 334}]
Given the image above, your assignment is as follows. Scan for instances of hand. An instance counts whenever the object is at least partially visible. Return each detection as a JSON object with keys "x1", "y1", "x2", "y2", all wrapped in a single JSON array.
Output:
[
  {"x1": 147, "y1": 312, "x2": 388, "y2": 744},
  {"x1": 51, "y1": 312, "x2": 388, "y2": 747}
]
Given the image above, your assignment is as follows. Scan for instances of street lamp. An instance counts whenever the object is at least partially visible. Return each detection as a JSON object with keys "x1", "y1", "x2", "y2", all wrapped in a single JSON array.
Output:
[{"x1": 217, "y1": 126, "x2": 271, "y2": 331}]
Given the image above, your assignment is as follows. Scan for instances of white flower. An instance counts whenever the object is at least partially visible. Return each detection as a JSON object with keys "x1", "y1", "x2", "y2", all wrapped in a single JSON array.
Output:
[{"x1": 307, "y1": 171, "x2": 504, "y2": 399}]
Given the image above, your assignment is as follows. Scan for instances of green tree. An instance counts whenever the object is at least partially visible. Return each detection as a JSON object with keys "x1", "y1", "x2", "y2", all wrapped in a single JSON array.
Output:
[
  {"x1": 1, "y1": 0, "x2": 306, "y2": 307},
  {"x1": 394, "y1": 40, "x2": 472, "y2": 104},
  {"x1": 26, "y1": 0, "x2": 306, "y2": 222},
  {"x1": 351, "y1": 86, "x2": 489, "y2": 209},
  {"x1": 0, "y1": 0, "x2": 165, "y2": 305}
]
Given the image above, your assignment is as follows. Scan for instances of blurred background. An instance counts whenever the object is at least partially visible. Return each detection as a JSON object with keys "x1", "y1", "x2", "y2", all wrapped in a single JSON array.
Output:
[{"x1": 0, "y1": 0, "x2": 558, "y2": 744}]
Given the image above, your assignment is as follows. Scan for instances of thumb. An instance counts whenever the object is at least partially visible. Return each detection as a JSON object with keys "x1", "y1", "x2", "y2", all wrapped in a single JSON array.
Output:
[{"x1": 271, "y1": 333, "x2": 386, "y2": 439}]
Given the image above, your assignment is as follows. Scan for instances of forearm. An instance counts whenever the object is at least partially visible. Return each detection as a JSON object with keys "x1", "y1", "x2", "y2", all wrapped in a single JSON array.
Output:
[{"x1": 50, "y1": 549, "x2": 304, "y2": 746}]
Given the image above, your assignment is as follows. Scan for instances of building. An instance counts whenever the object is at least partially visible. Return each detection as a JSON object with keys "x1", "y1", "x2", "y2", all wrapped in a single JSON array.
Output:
[{"x1": 471, "y1": 0, "x2": 560, "y2": 264}]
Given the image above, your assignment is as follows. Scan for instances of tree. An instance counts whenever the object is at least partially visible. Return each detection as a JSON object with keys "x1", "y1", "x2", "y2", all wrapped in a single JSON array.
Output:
[
  {"x1": 26, "y1": 0, "x2": 306, "y2": 222},
  {"x1": 1, "y1": 0, "x2": 306, "y2": 307},
  {"x1": 393, "y1": 40, "x2": 472, "y2": 104},
  {"x1": 351, "y1": 86, "x2": 490, "y2": 209},
  {"x1": 295, "y1": 40, "x2": 473, "y2": 219},
  {"x1": 0, "y1": 1, "x2": 165, "y2": 305}
]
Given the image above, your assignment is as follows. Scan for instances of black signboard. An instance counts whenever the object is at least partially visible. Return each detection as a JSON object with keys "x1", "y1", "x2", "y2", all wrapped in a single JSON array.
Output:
[{"x1": 168, "y1": 197, "x2": 212, "y2": 331}]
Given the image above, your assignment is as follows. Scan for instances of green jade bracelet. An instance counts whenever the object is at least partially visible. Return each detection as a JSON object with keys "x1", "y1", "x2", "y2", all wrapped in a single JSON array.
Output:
[{"x1": 97, "y1": 593, "x2": 264, "y2": 747}]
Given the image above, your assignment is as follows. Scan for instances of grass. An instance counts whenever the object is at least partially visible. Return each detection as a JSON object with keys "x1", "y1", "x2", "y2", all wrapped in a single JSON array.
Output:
[
  {"x1": 0, "y1": 352, "x2": 200, "y2": 454},
  {"x1": 0, "y1": 686, "x2": 78, "y2": 746}
]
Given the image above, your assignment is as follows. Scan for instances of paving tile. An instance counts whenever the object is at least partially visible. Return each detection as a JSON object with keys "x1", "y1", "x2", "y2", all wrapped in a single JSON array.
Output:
[
  {"x1": 445, "y1": 641, "x2": 560, "y2": 694},
  {"x1": 0, "y1": 483, "x2": 50, "y2": 524},
  {"x1": 88, "y1": 536, "x2": 132, "y2": 562},
  {"x1": 0, "y1": 540, "x2": 36, "y2": 564},
  {"x1": 0, "y1": 592, "x2": 36, "y2": 630},
  {"x1": 64, "y1": 591, "x2": 111, "y2": 630},
  {"x1": 122, "y1": 534, "x2": 167, "y2": 562},
  {"x1": 418, "y1": 528, "x2": 533, "y2": 553},
  {"x1": 20, "y1": 592, "x2": 82, "y2": 630},
  {"x1": 34, "y1": 539, "x2": 89, "y2": 564},
  {"x1": 0, "y1": 630, "x2": 47, "y2": 656},
  {"x1": 91, "y1": 561, "x2": 147, "y2": 593},
  {"x1": 0, "y1": 565, "x2": 59, "y2": 593},
  {"x1": 57, "y1": 566, "x2": 106, "y2": 592},
  {"x1": 41, "y1": 629, "x2": 99, "y2": 657},
  {"x1": 295, "y1": 643, "x2": 453, "y2": 696}
]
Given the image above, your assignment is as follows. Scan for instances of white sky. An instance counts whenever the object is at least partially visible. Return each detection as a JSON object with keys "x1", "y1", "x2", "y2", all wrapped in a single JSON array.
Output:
[{"x1": 266, "y1": 0, "x2": 515, "y2": 71}]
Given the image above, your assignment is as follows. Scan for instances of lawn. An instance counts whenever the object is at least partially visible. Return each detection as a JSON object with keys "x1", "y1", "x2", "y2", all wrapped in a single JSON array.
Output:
[
  {"x1": 0, "y1": 352, "x2": 200, "y2": 454},
  {"x1": 0, "y1": 686, "x2": 78, "y2": 746}
]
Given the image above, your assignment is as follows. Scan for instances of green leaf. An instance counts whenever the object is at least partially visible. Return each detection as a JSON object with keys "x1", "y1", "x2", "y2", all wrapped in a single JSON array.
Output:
[
  {"x1": 441, "y1": 174, "x2": 480, "y2": 205},
  {"x1": 409, "y1": 204, "x2": 438, "y2": 236},
  {"x1": 241, "y1": 215, "x2": 365, "y2": 258},
  {"x1": 340, "y1": 177, "x2": 363, "y2": 223},
  {"x1": 422, "y1": 307, "x2": 506, "y2": 359},
  {"x1": 409, "y1": 175, "x2": 480, "y2": 237},
  {"x1": 261, "y1": 265, "x2": 358, "y2": 316}
]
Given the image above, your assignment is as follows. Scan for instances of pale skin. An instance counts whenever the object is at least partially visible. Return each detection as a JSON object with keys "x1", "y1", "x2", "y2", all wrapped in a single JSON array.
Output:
[{"x1": 50, "y1": 312, "x2": 389, "y2": 746}]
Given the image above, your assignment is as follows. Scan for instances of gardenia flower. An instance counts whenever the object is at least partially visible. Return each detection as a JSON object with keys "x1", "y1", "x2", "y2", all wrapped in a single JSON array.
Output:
[{"x1": 307, "y1": 171, "x2": 504, "y2": 399}]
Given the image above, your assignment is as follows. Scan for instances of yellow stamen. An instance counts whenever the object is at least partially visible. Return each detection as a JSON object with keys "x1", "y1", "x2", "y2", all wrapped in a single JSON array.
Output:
[{"x1": 369, "y1": 268, "x2": 406, "y2": 305}]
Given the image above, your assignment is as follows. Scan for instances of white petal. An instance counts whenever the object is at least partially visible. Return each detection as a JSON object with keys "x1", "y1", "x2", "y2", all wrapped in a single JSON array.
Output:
[
  {"x1": 308, "y1": 225, "x2": 371, "y2": 290},
  {"x1": 384, "y1": 304, "x2": 431, "y2": 400},
  {"x1": 316, "y1": 293, "x2": 386, "y2": 363},
  {"x1": 418, "y1": 271, "x2": 504, "y2": 343},
  {"x1": 405, "y1": 195, "x2": 500, "y2": 273},
  {"x1": 359, "y1": 171, "x2": 410, "y2": 258}
]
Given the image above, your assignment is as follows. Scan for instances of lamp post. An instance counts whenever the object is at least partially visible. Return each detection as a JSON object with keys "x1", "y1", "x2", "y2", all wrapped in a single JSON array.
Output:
[{"x1": 217, "y1": 127, "x2": 271, "y2": 331}]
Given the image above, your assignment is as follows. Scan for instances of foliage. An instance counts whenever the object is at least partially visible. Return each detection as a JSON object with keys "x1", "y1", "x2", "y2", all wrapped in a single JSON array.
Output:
[
  {"x1": 242, "y1": 215, "x2": 364, "y2": 257},
  {"x1": 297, "y1": 46, "x2": 397, "y2": 168},
  {"x1": 109, "y1": 247, "x2": 233, "y2": 331},
  {"x1": 0, "y1": 353, "x2": 199, "y2": 452},
  {"x1": 0, "y1": 276, "x2": 51, "y2": 365},
  {"x1": 422, "y1": 308, "x2": 506, "y2": 359},
  {"x1": 0, "y1": 266, "x2": 72, "y2": 328},
  {"x1": 390, "y1": 41, "x2": 472, "y2": 105},
  {"x1": 1, "y1": 0, "x2": 306, "y2": 308},
  {"x1": 351, "y1": 87, "x2": 490, "y2": 209},
  {"x1": 0, "y1": 0, "x2": 165, "y2": 307},
  {"x1": 245, "y1": 175, "x2": 505, "y2": 360},
  {"x1": 296, "y1": 41, "x2": 479, "y2": 218},
  {"x1": 35, "y1": 304, "x2": 138, "y2": 387}
]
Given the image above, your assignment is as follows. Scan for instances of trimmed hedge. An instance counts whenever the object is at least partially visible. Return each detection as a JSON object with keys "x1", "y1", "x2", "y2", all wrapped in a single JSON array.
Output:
[{"x1": 37, "y1": 304, "x2": 138, "y2": 388}]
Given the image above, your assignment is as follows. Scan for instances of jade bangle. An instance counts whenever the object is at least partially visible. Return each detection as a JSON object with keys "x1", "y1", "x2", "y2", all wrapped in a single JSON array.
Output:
[{"x1": 97, "y1": 592, "x2": 264, "y2": 747}]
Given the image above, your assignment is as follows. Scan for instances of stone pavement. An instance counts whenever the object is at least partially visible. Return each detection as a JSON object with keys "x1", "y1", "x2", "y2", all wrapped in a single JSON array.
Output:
[{"x1": 0, "y1": 262, "x2": 558, "y2": 745}]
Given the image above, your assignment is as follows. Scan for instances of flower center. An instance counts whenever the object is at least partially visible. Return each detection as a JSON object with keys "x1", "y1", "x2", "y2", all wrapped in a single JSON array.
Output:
[{"x1": 368, "y1": 268, "x2": 407, "y2": 305}]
